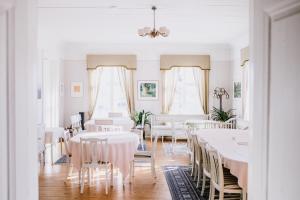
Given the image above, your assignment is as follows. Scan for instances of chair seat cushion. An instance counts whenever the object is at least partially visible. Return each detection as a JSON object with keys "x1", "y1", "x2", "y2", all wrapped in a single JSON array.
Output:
[{"x1": 134, "y1": 151, "x2": 152, "y2": 158}]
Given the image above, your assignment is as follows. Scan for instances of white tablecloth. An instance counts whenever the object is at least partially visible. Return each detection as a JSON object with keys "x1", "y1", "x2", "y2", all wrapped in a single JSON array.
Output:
[
  {"x1": 69, "y1": 131, "x2": 139, "y2": 177},
  {"x1": 85, "y1": 118, "x2": 134, "y2": 131},
  {"x1": 195, "y1": 129, "x2": 249, "y2": 191}
]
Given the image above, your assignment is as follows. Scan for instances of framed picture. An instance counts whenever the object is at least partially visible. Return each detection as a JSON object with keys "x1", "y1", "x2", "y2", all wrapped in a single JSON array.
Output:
[
  {"x1": 138, "y1": 80, "x2": 158, "y2": 100},
  {"x1": 71, "y1": 81, "x2": 83, "y2": 97},
  {"x1": 233, "y1": 82, "x2": 241, "y2": 98}
]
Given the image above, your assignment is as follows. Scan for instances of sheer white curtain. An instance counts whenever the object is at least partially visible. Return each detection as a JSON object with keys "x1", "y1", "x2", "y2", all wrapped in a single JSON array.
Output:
[
  {"x1": 192, "y1": 67, "x2": 206, "y2": 114},
  {"x1": 91, "y1": 67, "x2": 129, "y2": 118},
  {"x1": 117, "y1": 67, "x2": 135, "y2": 115},
  {"x1": 161, "y1": 68, "x2": 178, "y2": 114},
  {"x1": 168, "y1": 67, "x2": 204, "y2": 115},
  {"x1": 242, "y1": 62, "x2": 250, "y2": 120},
  {"x1": 88, "y1": 68, "x2": 102, "y2": 116},
  {"x1": 43, "y1": 60, "x2": 59, "y2": 127}
]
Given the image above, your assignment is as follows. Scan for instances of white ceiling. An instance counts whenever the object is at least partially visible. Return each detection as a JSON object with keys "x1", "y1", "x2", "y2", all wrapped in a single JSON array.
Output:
[{"x1": 38, "y1": 0, "x2": 249, "y2": 45}]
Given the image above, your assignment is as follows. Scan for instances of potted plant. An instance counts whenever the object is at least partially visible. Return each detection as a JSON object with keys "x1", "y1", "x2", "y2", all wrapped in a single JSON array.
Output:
[
  {"x1": 131, "y1": 110, "x2": 152, "y2": 139},
  {"x1": 211, "y1": 107, "x2": 235, "y2": 122},
  {"x1": 132, "y1": 110, "x2": 152, "y2": 126}
]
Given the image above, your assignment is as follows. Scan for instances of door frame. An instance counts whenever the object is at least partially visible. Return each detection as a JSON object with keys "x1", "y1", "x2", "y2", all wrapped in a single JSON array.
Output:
[
  {"x1": 250, "y1": 0, "x2": 300, "y2": 199},
  {"x1": 0, "y1": 0, "x2": 39, "y2": 199}
]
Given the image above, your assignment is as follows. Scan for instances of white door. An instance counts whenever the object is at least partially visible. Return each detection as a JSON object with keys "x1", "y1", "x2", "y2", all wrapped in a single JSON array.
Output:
[
  {"x1": 0, "y1": 8, "x2": 8, "y2": 200},
  {"x1": 251, "y1": 0, "x2": 300, "y2": 200}
]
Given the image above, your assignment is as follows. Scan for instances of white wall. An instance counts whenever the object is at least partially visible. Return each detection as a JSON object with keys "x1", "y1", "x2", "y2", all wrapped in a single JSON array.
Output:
[
  {"x1": 230, "y1": 34, "x2": 249, "y2": 117},
  {"x1": 61, "y1": 42, "x2": 233, "y2": 126}
]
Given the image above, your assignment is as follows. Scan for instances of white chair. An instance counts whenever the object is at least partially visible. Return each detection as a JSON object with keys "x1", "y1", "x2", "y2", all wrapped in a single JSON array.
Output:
[
  {"x1": 199, "y1": 140, "x2": 212, "y2": 197},
  {"x1": 191, "y1": 135, "x2": 203, "y2": 188},
  {"x1": 79, "y1": 138, "x2": 112, "y2": 194},
  {"x1": 131, "y1": 113, "x2": 146, "y2": 151},
  {"x1": 208, "y1": 149, "x2": 244, "y2": 200},
  {"x1": 97, "y1": 125, "x2": 123, "y2": 132},
  {"x1": 70, "y1": 114, "x2": 83, "y2": 133},
  {"x1": 63, "y1": 130, "x2": 73, "y2": 182},
  {"x1": 131, "y1": 132, "x2": 158, "y2": 180}
]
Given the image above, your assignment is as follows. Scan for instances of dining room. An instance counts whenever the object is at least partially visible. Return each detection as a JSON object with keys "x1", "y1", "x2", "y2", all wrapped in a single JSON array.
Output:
[
  {"x1": 36, "y1": 1, "x2": 252, "y2": 199},
  {"x1": 2, "y1": 0, "x2": 300, "y2": 200}
]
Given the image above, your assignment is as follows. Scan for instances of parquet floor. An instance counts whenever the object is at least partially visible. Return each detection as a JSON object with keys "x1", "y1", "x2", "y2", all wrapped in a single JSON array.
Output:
[{"x1": 39, "y1": 140, "x2": 190, "y2": 200}]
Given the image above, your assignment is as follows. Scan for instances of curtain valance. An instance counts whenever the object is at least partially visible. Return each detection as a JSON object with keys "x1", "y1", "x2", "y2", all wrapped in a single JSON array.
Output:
[
  {"x1": 87, "y1": 55, "x2": 137, "y2": 70},
  {"x1": 240, "y1": 47, "x2": 249, "y2": 67},
  {"x1": 160, "y1": 55, "x2": 210, "y2": 70}
]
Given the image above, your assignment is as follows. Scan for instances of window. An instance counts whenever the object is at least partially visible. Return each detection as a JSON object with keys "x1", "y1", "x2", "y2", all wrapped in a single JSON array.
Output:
[
  {"x1": 169, "y1": 67, "x2": 204, "y2": 115},
  {"x1": 242, "y1": 62, "x2": 250, "y2": 120},
  {"x1": 92, "y1": 67, "x2": 128, "y2": 118}
]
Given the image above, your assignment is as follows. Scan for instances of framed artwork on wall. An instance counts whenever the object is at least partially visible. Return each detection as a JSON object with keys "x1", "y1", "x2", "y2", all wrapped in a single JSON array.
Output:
[
  {"x1": 233, "y1": 81, "x2": 241, "y2": 98},
  {"x1": 138, "y1": 80, "x2": 158, "y2": 100},
  {"x1": 71, "y1": 81, "x2": 83, "y2": 97}
]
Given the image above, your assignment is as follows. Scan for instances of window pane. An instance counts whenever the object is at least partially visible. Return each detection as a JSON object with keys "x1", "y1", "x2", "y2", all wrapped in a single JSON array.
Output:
[
  {"x1": 169, "y1": 68, "x2": 204, "y2": 115},
  {"x1": 92, "y1": 67, "x2": 128, "y2": 118}
]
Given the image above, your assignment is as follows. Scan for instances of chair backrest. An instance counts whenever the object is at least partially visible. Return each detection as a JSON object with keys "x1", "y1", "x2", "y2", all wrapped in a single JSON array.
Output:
[
  {"x1": 63, "y1": 130, "x2": 72, "y2": 156},
  {"x1": 108, "y1": 112, "x2": 123, "y2": 118},
  {"x1": 80, "y1": 138, "x2": 109, "y2": 166},
  {"x1": 95, "y1": 119, "x2": 113, "y2": 125},
  {"x1": 191, "y1": 134, "x2": 202, "y2": 164},
  {"x1": 70, "y1": 114, "x2": 82, "y2": 131},
  {"x1": 199, "y1": 140, "x2": 211, "y2": 176},
  {"x1": 208, "y1": 148, "x2": 224, "y2": 189},
  {"x1": 97, "y1": 125, "x2": 122, "y2": 132}
]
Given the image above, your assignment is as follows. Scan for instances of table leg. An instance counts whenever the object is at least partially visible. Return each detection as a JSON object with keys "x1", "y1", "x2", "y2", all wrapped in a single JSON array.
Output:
[
  {"x1": 51, "y1": 144, "x2": 54, "y2": 165},
  {"x1": 60, "y1": 138, "x2": 63, "y2": 155}
]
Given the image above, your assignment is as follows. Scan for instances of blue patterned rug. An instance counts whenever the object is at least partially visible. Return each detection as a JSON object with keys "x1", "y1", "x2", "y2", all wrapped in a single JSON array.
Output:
[{"x1": 163, "y1": 166, "x2": 208, "y2": 200}]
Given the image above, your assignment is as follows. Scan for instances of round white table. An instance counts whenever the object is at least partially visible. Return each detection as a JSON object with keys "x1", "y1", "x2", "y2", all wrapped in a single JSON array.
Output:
[
  {"x1": 69, "y1": 131, "x2": 139, "y2": 178},
  {"x1": 194, "y1": 129, "x2": 249, "y2": 191}
]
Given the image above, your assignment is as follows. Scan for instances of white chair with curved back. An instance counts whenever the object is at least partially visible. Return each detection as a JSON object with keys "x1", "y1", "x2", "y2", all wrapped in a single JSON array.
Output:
[
  {"x1": 131, "y1": 130, "x2": 157, "y2": 180},
  {"x1": 79, "y1": 138, "x2": 112, "y2": 194},
  {"x1": 208, "y1": 148, "x2": 244, "y2": 200},
  {"x1": 199, "y1": 140, "x2": 212, "y2": 197}
]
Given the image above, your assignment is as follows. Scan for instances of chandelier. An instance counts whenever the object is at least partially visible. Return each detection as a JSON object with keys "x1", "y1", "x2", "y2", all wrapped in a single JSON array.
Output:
[{"x1": 138, "y1": 6, "x2": 170, "y2": 38}]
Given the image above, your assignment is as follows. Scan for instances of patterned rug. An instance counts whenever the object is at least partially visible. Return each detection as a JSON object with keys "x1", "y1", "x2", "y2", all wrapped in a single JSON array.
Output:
[
  {"x1": 163, "y1": 166, "x2": 208, "y2": 200},
  {"x1": 55, "y1": 155, "x2": 68, "y2": 164}
]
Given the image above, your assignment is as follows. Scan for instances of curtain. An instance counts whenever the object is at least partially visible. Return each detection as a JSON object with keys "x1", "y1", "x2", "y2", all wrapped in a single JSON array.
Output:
[
  {"x1": 161, "y1": 68, "x2": 178, "y2": 113},
  {"x1": 192, "y1": 68, "x2": 209, "y2": 114},
  {"x1": 242, "y1": 62, "x2": 250, "y2": 120},
  {"x1": 117, "y1": 67, "x2": 135, "y2": 115},
  {"x1": 88, "y1": 68, "x2": 102, "y2": 117},
  {"x1": 43, "y1": 60, "x2": 59, "y2": 127}
]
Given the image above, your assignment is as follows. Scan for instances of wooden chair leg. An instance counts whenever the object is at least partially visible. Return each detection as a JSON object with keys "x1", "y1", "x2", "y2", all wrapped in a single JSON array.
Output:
[
  {"x1": 80, "y1": 169, "x2": 85, "y2": 194},
  {"x1": 110, "y1": 164, "x2": 114, "y2": 186}
]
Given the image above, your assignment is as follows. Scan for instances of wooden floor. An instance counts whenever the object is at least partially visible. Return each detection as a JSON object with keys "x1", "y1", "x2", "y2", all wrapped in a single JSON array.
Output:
[{"x1": 39, "y1": 140, "x2": 190, "y2": 200}]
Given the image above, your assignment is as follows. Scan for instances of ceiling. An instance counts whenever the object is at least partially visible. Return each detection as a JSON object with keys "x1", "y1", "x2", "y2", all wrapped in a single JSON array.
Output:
[{"x1": 38, "y1": 0, "x2": 249, "y2": 45}]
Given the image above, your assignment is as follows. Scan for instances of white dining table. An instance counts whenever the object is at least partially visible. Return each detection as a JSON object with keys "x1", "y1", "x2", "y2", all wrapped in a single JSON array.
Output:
[
  {"x1": 194, "y1": 129, "x2": 249, "y2": 191},
  {"x1": 69, "y1": 131, "x2": 139, "y2": 179}
]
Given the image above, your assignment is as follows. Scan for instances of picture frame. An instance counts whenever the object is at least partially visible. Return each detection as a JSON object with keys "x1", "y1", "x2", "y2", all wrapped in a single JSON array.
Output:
[
  {"x1": 71, "y1": 81, "x2": 83, "y2": 97},
  {"x1": 233, "y1": 81, "x2": 241, "y2": 98},
  {"x1": 138, "y1": 80, "x2": 158, "y2": 100}
]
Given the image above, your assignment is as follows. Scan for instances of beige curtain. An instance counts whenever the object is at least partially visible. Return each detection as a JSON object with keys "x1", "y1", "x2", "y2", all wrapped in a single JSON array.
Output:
[
  {"x1": 192, "y1": 68, "x2": 209, "y2": 114},
  {"x1": 88, "y1": 68, "x2": 103, "y2": 117},
  {"x1": 117, "y1": 67, "x2": 135, "y2": 115},
  {"x1": 161, "y1": 68, "x2": 178, "y2": 113}
]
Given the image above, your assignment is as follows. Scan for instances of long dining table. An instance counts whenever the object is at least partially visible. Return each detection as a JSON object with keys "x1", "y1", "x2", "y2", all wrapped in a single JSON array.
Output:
[
  {"x1": 194, "y1": 129, "x2": 249, "y2": 191},
  {"x1": 69, "y1": 131, "x2": 139, "y2": 180}
]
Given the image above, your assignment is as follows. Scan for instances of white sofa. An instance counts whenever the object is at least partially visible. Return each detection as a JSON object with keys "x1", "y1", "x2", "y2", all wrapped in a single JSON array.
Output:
[{"x1": 150, "y1": 114, "x2": 209, "y2": 143}]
